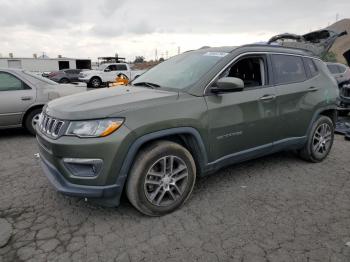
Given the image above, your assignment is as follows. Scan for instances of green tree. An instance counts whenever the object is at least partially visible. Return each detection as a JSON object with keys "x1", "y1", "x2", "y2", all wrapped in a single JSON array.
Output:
[
  {"x1": 321, "y1": 51, "x2": 337, "y2": 62},
  {"x1": 134, "y1": 56, "x2": 145, "y2": 63}
]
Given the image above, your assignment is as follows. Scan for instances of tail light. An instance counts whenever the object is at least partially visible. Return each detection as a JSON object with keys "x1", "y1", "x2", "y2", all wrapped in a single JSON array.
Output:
[{"x1": 48, "y1": 72, "x2": 58, "y2": 77}]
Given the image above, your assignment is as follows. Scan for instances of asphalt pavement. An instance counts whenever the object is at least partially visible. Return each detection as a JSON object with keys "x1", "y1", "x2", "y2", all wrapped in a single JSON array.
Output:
[{"x1": 0, "y1": 128, "x2": 350, "y2": 262}]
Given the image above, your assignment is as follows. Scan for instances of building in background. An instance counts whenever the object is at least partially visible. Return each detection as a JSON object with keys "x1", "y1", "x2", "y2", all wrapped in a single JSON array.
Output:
[{"x1": 0, "y1": 55, "x2": 91, "y2": 72}]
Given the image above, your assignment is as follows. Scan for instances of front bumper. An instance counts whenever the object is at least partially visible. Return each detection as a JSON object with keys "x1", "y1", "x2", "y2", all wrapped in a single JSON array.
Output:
[
  {"x1": 39, "y1": 154, "x2": 120, "y2": 198},
  {"x1": 36, "y1": 124, "x2": 135, "y2": 205}
]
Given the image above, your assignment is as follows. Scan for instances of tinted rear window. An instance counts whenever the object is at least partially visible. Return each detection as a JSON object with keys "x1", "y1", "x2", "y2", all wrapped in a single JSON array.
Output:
[{"x1": 272, "y1": 54, "x2": 307, "y2": 85}]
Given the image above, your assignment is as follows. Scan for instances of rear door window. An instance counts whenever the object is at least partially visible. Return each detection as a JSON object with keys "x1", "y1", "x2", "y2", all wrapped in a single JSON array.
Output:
[
  {"x1": 336, "y1": 65, "x2": 346, "y2": 74},
  {"x1": 304, "y1": 58, "x2": 319, "y2": 78},
  {"x1": 116, "y1": 64, "x2": 128, "y2": 71},
  {"x1": 327, "y1": 64, "x2": 340, "y2": 74},
  {"x1": 271, "y1": 54, "x2": 307, "y2": 85}
]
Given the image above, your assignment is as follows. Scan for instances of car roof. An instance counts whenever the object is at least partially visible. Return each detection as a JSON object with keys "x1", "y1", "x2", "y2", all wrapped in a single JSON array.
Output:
[
  {"x1": 0, "y1": 68, "x2": 24, "y2": 72},
  {"x1": 195, "y1": 44, "x2": 318, "y2": 58}
]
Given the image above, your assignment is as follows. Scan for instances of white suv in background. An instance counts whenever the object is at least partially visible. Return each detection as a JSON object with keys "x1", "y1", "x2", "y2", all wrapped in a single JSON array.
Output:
[{"x1": 78, "y1": 63, "x2": 145, "y2": 88}]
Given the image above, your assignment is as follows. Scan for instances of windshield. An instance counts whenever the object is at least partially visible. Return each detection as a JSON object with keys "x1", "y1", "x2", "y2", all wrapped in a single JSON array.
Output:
[
  {"x1": 133, "y1": 51, "x2": 229, "y2": 89},
  {"x1": 23, "y1": 71, "x2": 58, "y2": 86}
]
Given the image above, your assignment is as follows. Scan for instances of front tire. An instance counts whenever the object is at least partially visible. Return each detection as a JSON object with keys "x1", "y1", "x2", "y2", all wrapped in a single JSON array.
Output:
[
  {"x1": 24, "y1": 108, "x2": 42, "y2": 136},
  {"x1": 126, "y1": 141, "x2": 196, "y2": 216},
  {"x1": 89, "y1": 77, "x2": 102, "y2": 88},
  {"x1": 299, "y1": 115, "x2": 334, "y2": 162}
]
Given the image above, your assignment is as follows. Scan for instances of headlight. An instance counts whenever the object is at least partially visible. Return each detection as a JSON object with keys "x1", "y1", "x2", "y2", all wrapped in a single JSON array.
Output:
[{"x1": 66, "y1": 119, "x2": 124, "y2": 138}]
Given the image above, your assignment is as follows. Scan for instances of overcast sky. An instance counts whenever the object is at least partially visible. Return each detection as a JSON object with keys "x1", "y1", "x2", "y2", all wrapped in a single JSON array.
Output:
[{"x1": 0, "y1": 0, "x2": 349, "y2": 61}]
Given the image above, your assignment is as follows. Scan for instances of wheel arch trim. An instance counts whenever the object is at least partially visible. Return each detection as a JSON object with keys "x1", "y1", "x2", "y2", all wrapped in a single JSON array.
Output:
[
  {"x1": 115, "y1": 127, "x2": 208, "y2": 189},
  {"x1": 306, "y1": 106, "x2": 337, "y2": 137},
  {"x1": 21, "y1": 104, "x2": 45, "y2": 126}
]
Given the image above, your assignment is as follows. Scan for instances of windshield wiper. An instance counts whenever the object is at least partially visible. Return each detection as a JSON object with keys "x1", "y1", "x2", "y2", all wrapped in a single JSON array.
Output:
[{"x1": 133, "y1": 82, "x2": 160, "y2": 89}]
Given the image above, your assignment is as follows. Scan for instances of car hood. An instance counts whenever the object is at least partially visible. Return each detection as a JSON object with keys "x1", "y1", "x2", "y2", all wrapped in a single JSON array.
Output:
[{"x1": 46, "y1": 86, "x2": 179, "y2": 120}]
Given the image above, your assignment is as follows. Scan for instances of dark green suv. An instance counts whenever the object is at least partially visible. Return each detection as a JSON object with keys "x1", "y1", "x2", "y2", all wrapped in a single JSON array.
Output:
[{"x1": 36, "y1": 45, "x2": 339, "y2": 216}]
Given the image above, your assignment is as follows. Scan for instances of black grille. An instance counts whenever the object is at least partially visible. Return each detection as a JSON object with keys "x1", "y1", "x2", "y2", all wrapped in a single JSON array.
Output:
[{"x1": 39, "y1": 114, "x2": 65, "y2": 138}]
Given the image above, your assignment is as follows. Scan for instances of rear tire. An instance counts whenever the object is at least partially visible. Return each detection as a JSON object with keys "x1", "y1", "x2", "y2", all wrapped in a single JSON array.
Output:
[
  {"x1": 59, "y1": 78, "x2": 70, "y2": 84},
  {"x1": 126, "y1": 141, "x2": 196, "y2": 216},
  {"x1": 299, "y1": 115, "x2": 334, "y2": 162},
  {"x1": 24, "y1": 108, "x2": 42, "y2": 136}
]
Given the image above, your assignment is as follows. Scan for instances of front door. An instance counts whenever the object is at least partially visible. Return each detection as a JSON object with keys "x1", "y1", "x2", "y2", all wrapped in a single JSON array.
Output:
[
  {"x1": 205, "y1": 55, "x2": 277, "y2": 162},
  {"x1": 0, "y1": 72, "x2": 36, "y2": 127}
]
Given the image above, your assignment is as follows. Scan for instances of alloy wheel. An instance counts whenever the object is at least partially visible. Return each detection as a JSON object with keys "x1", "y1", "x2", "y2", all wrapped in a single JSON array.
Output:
[
  {"x1": 31, "y1": 113, "x2": 41, "y2": 130},
  {"x1": 144, "y1": 155, "x2": 189, "y2": 207},
  {"x1": 91, "y1": 79, "x2": 100, "y2": 88},
  {"x1": 312, "y1": 123, "x2": 332, "y2": 157}
]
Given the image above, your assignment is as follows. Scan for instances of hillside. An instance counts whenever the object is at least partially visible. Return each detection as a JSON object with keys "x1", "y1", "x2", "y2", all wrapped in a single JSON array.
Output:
[{"x1": 327, "y1": 19, "x2": 350, "y2": 65}]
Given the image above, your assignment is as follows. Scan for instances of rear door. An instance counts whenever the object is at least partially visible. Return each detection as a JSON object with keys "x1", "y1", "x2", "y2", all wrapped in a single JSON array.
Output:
[
  {"x1": 205, "y1": 54, "x2": 277, "y2": 162},
  {"x1": 0, "y1": 71, "x2": 36, "y2": 127},
  {"x1": 271, "y1": 54, "x2": 317, "y2": 141}
]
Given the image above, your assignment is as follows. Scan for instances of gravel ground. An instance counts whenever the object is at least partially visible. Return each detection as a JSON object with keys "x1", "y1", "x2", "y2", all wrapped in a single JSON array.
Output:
[{"x1": 0, "y1": 127, "x2": 350, "y2": 262}]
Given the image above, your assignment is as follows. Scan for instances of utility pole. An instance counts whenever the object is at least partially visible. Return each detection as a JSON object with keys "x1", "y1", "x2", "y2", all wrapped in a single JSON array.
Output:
[
  {"x1": 166, "y1": 50, "x2": 168, "y2": 59},
  {"x1": 177, "y1": 46, "x2": 180, "y2": 55},
  {"x1": 155, "y1": 49, "x2": 158, "y2": 61},
  {"x1": 336, "y1": 13, "x2": 339, "y2": 22}
]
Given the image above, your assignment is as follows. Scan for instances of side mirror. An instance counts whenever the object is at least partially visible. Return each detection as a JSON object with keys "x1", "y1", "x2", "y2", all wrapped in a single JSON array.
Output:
[
  {"x1": 211, "y1": 77, "x2": 244, "y2": 93},
  {"x1": 104, "y1": 68, "x2": 111, "y2": 72}
]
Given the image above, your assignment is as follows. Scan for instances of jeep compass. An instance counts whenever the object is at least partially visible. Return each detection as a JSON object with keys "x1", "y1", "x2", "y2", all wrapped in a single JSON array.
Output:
[{"x1": 36, "y1": 45, "x2": 339, "y2": 216}]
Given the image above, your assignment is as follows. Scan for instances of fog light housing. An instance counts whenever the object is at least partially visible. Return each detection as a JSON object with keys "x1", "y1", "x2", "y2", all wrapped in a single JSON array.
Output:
[{"x1": 62, "y1": 158, "x2": 103, "y2": 178}]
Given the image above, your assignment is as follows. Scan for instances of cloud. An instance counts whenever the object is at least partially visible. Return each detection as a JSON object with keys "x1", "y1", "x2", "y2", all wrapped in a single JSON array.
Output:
[{"x1": 0, "y1": 0, "x2": 348, "y2": 61}]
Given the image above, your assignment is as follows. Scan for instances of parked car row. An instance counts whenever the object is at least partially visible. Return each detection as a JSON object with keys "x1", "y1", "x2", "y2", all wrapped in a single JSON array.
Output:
[{"x1": 41, "y1": 63, "x2": 145, "y2": 88}]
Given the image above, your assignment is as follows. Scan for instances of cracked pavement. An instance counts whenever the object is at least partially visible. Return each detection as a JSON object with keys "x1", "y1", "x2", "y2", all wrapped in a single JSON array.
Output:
[{"x1": 0, "y1": 128, "x2": 350, "y2": 262}]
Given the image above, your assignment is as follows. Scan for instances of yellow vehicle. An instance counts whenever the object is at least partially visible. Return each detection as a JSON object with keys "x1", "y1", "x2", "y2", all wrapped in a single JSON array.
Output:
[{"x1": 110, "y1": 74, "x2": 129, "y2": 87}]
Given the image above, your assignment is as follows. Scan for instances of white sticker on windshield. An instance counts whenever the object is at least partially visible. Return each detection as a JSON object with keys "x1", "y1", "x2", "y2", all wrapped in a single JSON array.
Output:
[{"x1": 203, "y1": 52, "x2": 228, "y2": 57}]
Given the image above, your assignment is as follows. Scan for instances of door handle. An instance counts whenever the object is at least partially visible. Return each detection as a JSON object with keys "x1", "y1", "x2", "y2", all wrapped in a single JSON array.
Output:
[
  {"x1": 21, "y1": 96, "x2": 33, "y2": 101},
  {"x1": 307, "y1": 87, "x2": 319, "y2": 92},
  {"x1": 259, "y1": 94, "x2": 276, "y2": 101}
]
